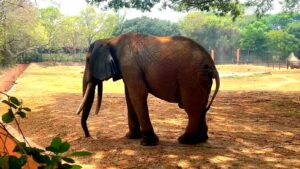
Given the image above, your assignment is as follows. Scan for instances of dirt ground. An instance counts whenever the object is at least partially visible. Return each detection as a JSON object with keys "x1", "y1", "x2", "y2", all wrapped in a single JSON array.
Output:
[
  {"x1": 0, "y1": 64, "x2": 29, "y2": 92},
  {"x1": 1, "y1": 64, "x2": 300, "y2": 168},
  {"x1": 10, "y1": 91, "x2": 299, "y2": 169}
]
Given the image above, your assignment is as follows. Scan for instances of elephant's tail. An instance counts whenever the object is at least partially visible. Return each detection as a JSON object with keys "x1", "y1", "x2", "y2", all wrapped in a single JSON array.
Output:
[{"x1": 205, "y1": 69, "x2": 220, "y2": 112}]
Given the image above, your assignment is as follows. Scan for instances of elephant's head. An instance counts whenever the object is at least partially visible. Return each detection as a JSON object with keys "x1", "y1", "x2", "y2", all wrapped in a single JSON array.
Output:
[{"x1": 76, "y1": 40, "x2": 121, "y2": 137}]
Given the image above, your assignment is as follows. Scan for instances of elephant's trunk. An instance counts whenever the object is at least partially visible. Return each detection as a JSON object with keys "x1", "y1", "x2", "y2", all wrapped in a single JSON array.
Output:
[
  {"x1": 76, "y1": 83, "x2": 94, "y2": 115},
  {"x1": 76, "y1": 79, "x2": 103, "y2": 137},
  {"x1": 77, "y1": 82, "x2": 96, "y2": 137},
  {"x1": 95, "y1": 82, "x2": 103, "y2": 115}
]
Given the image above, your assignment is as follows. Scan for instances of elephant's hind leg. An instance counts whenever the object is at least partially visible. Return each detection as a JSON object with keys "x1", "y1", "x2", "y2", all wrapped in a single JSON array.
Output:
[
  {"x1": 178, "y1": 110, "x2": 209, "y2": 144},
  {"x1": 178, "y1": 108, "x2": 207, "y2": 144},
  {"x1": 178, "y1": 84, "x2": 210, "y2": 144},
  {"x1": 125, "y1": 86, "x2": 142, "y2": 139}
]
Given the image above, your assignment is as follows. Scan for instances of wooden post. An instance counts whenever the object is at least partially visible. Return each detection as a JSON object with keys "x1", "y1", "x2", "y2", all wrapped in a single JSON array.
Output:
[{"x1": 236, "y1": 48, "x2": 240, "y2": 64}]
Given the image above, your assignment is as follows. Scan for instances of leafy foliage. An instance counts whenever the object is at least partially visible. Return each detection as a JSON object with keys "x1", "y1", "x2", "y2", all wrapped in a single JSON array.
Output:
[
  {"x1": 114, "y1": 16, "x2": 181, "y2": 36},
  {"x1": 1, "y1": 0, "x2": 300, "y2": 65},
  {"x1": 39, "y1": 7, "x2": 63, "y2": 51},
  {"x1": 240, "y1": 20, "x2": 269, "y2": 54},
  {"x1": 266, "y1": 30, "x2": 299, "y2": 59},
  {"x1": 287, "y1": 21, "x2": 300, "y2": 39},
  {"x1": 86, "y1": 0, "x2": 300, "y2": 19},
  {"x1": 0, "y1": 92, "x2": 92, "y2": 169},
  {"x1": 179, "y1": 12, "x2": 240, "y2": 63},
  {"x1": 78, "y1": 5, "x2": 119, "y2": 46},
  {"x1": 179, "y1": 11, "x2": 300, "y2": 63},
  {"x1": 0, "y1": 2, "x2": 117, "y2": 66},
  {"x1": 0, "y1": 0, "x2": 48, "y2": 66}
]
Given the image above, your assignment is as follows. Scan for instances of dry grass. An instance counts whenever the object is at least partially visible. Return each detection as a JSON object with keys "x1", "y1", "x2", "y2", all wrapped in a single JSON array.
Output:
[
  {"x1": 217, "y1": 64, "x2": 300, "y2": 91},
  {"x1": 4, "y1": 63, "x2": 123, "y2": 109},
  {"x1": 1, "y1": 63, "x2": 300, "y2": 169}
]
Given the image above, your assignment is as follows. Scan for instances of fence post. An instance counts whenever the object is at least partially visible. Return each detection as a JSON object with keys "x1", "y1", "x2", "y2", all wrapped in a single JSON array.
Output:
[{"x1": 236, "y1": 48, "x2": 240, "y2": 64}]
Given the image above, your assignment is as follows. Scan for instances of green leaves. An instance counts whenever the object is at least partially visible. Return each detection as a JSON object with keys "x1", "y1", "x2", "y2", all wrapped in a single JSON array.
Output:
[
  {"x1": 61, "y1": 164, "x2": 82, "y2": 169},
  {"x1": 16, "y1": 111, "x2": 26, "y2": 118},
  {"x1": 266, "y1": 30, "x2": 300, "y2": 59},
  {"x1": 22, "y1": 107, "x2": 31, "y2": 111},
  {"x1": 2, "y1": 100, "x2": 17, "y2": 109},
  {"x1": 60, "y1": 142, "x2": 71, "y2": 153},
  {"x1": 1, "y1": 94, "x2": 31, "y2": 124},
  {"x1": 2, "y1": 109, "x2": 14, "y2": 123},
  {"x1": 43, "y1": 137, "x2": 91, "y2": 168},
  {"x1": 9, "y1": 136, "x2": 91, "y2": 169},
  {"x1": 13, "y1": 142, "x2": 50, "y2": 164},
  {"x1": 71, "y1": 151, "x2": 93, "y2": 157},
  {"x1": 10, "y1": 96, "x2": 20, "y2": 106},
  {"x1": 49, "y1": 137, "x2": 62, "y2": 151},
  {"x1": 62, "y1": 157, "x2": 75, "y2": 163},
  {"x1": 0, "y1": 91, "x2": 90, "y2": 169},
  {"x1": 46, "y1": 137, "x2": 70, "y2": 154},
  {"x1": 0, "y1": 155, "x2": 27, "y2": 169},
  {"x1": 113, "y1": 16, "x2": 181, "y2": 36}
]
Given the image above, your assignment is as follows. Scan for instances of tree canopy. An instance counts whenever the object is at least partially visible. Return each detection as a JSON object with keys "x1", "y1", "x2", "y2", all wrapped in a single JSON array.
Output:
[
  {"x1": 1, "y1": 0, "x2": 299, "y2": 66},
  {"x1": 0, "y1": 0, "x2": 47, "y2": 66},
  {"x1": 179, "y1": 11, "x2": 300, "y2": 63},
  {"x1": 86, "y1": 0, "x2": 300, "y2": 19},
  {"x1": 0, "y1": 1, "x2": 118, "y2": 66},
  {"x1": 114, "y1": 16, "x2": 181, "y2": 36}
]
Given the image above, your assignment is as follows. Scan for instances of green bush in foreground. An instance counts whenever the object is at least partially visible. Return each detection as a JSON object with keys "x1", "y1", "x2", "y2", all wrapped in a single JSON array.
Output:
[{"x1": 0, "y1": 92, "x2": 91, "y2": 169}]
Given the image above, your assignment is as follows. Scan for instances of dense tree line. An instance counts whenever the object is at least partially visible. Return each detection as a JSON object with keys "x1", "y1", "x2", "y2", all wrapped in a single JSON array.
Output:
[
  {"x1": 112, "y1": 12, "x2": 300, "y2": 63},
  {"x1": 1, "y1": 0, "x2": 299, "y2": 66},
  {"x1": 0, "y1": 1, "x2": 118, "y2": 66},
  {"x1": 180, "y1": 12, "x2": 300, "y2": 63}
]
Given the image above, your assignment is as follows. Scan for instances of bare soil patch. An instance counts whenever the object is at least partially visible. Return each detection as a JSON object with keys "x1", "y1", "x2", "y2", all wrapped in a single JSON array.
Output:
[
  {"x1": 14, "y1": 91, "x2": 300, "y2": 168},
  {"x1": 0, "y1": 64, "x2": 29, "y2": 93}
]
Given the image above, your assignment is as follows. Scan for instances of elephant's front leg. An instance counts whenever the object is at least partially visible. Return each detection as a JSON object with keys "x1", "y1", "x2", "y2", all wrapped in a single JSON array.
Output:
[
  {"x1": 125, "y1": 86, "x2": 142, "y2": 139},
  {"x1": 124, "y1": 79, "x2": 159, "y2": 146}
]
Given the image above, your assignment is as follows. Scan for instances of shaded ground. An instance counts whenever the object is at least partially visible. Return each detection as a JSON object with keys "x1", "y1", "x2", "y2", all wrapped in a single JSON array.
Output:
[
  {"x1": 12, "y1": 91, "x2": 300, "y2": 169},
  {"x1": 1, "y1": 63, "x2": 300, "y2": 168}
]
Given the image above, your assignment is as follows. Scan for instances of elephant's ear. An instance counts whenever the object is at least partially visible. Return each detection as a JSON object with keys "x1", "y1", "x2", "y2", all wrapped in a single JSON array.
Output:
[{"x1": 89, "y1": 41, "x2": 120, "y2": 81}]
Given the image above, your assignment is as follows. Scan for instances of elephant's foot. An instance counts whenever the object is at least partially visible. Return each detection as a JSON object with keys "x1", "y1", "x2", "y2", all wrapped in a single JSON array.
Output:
[
  {"x1": 141, "y1": 132, "x2": 159, "y2": 146},
  {"x1": 83, "y1": 129, "x2": 90, "y2": 138},
  {"x1": 126, "y1": 129, "x2": 142, "y2": 139},
  {"x1": 178, "y1": 132, "x2": 208, "y2": 144}
]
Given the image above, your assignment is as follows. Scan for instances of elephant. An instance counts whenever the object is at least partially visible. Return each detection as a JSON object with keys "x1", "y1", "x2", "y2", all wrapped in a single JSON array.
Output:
[{"x1": 76, "y1": 32, "x2": 220, "y2": 146}]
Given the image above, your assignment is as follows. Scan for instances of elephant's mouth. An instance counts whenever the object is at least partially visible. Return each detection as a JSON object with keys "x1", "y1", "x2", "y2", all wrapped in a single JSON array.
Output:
[{"x1": 76, "y1": 81, "x2": 103, "y2": 115}]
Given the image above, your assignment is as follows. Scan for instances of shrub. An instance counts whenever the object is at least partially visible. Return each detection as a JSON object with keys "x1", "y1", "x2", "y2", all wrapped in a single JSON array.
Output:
[{"x1": 0, "y1": 92, "x2": 91, "y2": 169}]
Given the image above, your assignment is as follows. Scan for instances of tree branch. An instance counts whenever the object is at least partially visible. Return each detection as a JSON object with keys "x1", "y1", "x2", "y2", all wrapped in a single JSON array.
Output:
[
  {"x1": 15, "y1": 45, "x2": 47, "y2": 56},
  {"x1": 5, "y1": 1, "x2": 24, "y2": 8},
  {"x1": 181, "y1": 0, "x2": 215, "y2": 6}
]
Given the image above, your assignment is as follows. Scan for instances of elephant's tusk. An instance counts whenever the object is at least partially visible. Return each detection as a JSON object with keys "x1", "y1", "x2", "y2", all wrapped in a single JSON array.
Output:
[
  {"x1": 95, "y1": 82, "x2": 103, "y2": 115},
  {"x1": 76, "y1": 83, "x2": 93, "y2": 115}
]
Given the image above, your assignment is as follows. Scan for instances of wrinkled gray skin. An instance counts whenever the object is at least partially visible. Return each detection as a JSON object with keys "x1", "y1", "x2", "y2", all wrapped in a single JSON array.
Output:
[{"x1": 77, "y1": 32, "x2": 220, "y2": 146}]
